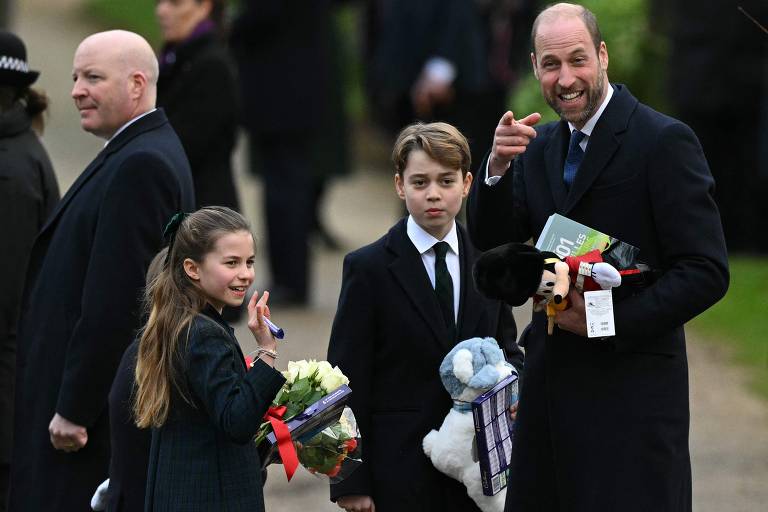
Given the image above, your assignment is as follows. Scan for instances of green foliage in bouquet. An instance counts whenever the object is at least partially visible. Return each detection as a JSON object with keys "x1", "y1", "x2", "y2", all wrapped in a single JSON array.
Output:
[
  {"x1": 298, "y1": 423, "x2": 358, "y2": 477},
  {"x1": 297, "y1": 407, "x2": 362, "y2": 481},
  {"x1": 254, "y1": 360, "x2": 349, "y2": 446},
  {"x1": 273, "y1": 375, "x2": 324, "y2": 421}
]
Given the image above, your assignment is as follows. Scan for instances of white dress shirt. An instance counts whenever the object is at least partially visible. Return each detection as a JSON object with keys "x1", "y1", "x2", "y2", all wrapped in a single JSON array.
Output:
[
  {"x1": 104, "y1": 108, "x2": 157, "y2": 147},
  {"x1": 406, "y1": 216, "x2": 460, "y2": 322}
]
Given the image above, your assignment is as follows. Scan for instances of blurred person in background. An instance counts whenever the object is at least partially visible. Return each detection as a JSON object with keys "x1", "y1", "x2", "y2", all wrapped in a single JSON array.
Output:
[
  {"x1": 363, "y1": 0, "x2": 536, "y2": 167},
  {"x1": 230, "y1": 0, "x2": 350, "y2": 307},
  {"x1": 156, "y1": 0, "x2": 241, "y2": 213},
  {"x1": 0, "y1": 29, "x2": 58, "y2": 512},
  {"x1": 665, "y1": 0, "x2": 768, "y2": 253},
  {"x1": 0, "y1": 1, "x2": 13, "y2": 29}
]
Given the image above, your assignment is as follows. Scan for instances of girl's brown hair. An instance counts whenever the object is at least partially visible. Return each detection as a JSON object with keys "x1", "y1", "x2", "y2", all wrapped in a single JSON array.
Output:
[{"x1": 134, "y1": 206, "x2": 252, "y2": 428}]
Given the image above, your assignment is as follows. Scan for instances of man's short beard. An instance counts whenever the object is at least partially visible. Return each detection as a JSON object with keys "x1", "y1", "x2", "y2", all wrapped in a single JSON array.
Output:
[{"x1": 549, "y1": 70, "x2": 605, "y2": 125}]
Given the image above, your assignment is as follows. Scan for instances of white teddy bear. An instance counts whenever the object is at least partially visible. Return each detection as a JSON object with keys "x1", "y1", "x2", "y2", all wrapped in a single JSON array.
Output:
[{"x1": 422, "y1": 337, "x2": 517, "y2": 512}]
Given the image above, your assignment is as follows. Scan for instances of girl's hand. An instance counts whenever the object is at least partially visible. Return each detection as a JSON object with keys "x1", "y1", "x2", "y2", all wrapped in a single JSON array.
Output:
[{"x1": 247, "y1": 291, "x2": 278, "y2": 351}]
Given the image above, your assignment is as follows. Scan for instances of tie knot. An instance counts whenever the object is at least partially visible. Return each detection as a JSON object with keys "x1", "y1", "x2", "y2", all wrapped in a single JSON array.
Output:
[
  {"x1": 433, "y1": 241, "x2": 450, "y2": 260},
  {"x1": 569, "y1": 129, "x2": 585, "y2": 148}
]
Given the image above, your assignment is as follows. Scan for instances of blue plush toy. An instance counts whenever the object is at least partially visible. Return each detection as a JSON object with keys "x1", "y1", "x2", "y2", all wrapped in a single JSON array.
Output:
[{"x1": 423, "y1": 337, "x2": 516, "y2": 512}]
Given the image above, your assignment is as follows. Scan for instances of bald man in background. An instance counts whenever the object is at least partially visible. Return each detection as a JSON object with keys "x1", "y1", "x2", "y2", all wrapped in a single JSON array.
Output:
[{"x1": 9, "y1": 31, "x2": 194, "y2": 511}]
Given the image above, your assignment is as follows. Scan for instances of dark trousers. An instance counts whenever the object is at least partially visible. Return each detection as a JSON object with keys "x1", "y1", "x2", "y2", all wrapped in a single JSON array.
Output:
[
  {"x1": 1, "y1": 463, "x2": 8, "y2": 512},
  {"x1": 1, "y1": 332, "x2": 13, "y2": 512},
  {"x1": 249, "y1": 133, "x2": 313, "y2": 301}
]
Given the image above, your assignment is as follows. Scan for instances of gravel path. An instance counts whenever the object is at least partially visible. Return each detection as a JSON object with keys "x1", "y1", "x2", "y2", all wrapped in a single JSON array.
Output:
[{"x1": 11, "y1": 1, "x2": 768, "y2": 510}]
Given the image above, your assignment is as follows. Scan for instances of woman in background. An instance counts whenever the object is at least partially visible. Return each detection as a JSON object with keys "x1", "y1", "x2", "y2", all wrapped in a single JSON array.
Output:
[{"x1": 156, "y1": 0, "x2": 240, "y2": 212}]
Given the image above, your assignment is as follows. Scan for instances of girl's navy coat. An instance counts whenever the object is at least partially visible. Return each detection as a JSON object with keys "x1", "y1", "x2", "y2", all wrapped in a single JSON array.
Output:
[{"x1": 144, "y1": 306, "x2": 285, "y2": 512}]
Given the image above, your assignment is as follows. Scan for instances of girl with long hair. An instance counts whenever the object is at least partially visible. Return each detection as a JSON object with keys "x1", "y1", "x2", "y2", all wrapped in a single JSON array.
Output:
[{"x1": 135, "y1": 206, "x2": 285, "y2": 511}]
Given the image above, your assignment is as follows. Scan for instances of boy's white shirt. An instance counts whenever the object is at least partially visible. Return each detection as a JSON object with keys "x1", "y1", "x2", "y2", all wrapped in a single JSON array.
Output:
[{"x1": 406, "y1": 215, "x2": 460, "y2": 322}]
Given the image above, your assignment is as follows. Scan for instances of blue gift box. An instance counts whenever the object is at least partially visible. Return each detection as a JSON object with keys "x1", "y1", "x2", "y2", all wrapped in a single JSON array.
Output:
[
  {"x1": 259, "y1": 384, "x2": 352, "y2": 467},
  {"x1": 472, "y1": 373, "x2": 519, "y2": 496}
]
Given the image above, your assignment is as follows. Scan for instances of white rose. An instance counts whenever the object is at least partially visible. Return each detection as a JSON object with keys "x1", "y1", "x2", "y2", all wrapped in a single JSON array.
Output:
[
  {"x1": 285, "y1": 360, "x2": 304, "y2": 383},
  {"x1": 299, "y1": 359, "x2": 319, "y2": 380},
  {"x1": 320, "y1": 367, "x2": 350, "y2": 393},
  {"x1": 315, "y1": 361, "x2": 333, "y2": 381}
]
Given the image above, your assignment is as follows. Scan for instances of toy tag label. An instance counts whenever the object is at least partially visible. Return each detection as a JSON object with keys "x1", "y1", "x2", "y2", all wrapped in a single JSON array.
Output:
[{"x1": 584, "y1": 290, "x2": 615, "y2": 338}]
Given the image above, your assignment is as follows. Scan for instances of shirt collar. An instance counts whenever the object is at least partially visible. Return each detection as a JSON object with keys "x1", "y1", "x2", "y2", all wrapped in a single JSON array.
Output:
[
  {"x1": 568, "y1": 83, "x2": 614, "y2": 137},
  {"x1": 406, "y1": 215, "x2": 460, "y2": 255},
  {"x1": 104, "y1": 108, "x2": 156, "y2": 147}
]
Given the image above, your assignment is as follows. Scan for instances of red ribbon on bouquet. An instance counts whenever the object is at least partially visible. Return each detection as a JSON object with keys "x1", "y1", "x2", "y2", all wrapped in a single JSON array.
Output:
[{"x1": 263, "y1": 405, "x2": 299, "y2": 480}]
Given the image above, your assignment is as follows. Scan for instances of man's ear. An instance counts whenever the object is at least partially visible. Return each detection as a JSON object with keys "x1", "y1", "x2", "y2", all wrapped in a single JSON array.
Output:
[
  {"x1": 129, "y1": 71, "x2": 148, "y2": 101},
  {"x1": 394, "y1": 173, "x2": 406, "y2": 200},
  {"x1": 530, "y1": 52, "x2": 539, "y2": 80},
  {"x1": 599, "y1": 41, "x2": 609, "y2": 72},
  {"x1": 183, "y1": 258, "x2": 201, "y2": 281}
]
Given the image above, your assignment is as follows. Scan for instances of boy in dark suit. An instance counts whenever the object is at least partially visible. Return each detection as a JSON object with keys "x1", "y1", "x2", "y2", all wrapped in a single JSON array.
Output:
[{"x1": 327, "y1": 122, "x2": 523, "y2": 512}]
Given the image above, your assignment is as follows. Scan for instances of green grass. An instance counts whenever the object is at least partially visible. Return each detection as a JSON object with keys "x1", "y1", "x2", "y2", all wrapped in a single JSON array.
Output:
[
  {"x1": 690, "y1": 257, "x2": 768, "y2": 399},
  {"x1": 84, "y1": 0, "x2": 160, "y2": 45}
]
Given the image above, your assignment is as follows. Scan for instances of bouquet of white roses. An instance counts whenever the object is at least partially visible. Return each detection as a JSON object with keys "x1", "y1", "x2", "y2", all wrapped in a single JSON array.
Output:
[{"x1": 255, "y1": 359, "x2": 355, "y2": 480}]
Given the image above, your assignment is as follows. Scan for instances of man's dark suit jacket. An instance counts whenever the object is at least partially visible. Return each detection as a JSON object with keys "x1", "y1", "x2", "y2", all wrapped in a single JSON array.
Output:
[
  {"x1": 144, "y1": 306, "x2": 285, "y2": 512},
  {"x1": 467, "y1": 84, "x2": 729, "y2": 512},
  {"x1": 327, "y1": 218, "x2": 523, "y2": 512},
  {"x1": 10, "y1": 109, "x2": 195, "y2": 512}
]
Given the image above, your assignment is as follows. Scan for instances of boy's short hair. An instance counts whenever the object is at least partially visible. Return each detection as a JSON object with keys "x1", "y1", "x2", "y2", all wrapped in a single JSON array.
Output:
[{"x1": 392, "y1": 122, "x2": 471, "y2": 176}]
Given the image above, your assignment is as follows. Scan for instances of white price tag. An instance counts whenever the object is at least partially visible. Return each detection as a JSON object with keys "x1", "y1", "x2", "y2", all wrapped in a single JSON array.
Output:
[{"x1": 584, "y1": 289, "x2": 615, "y2": 338}]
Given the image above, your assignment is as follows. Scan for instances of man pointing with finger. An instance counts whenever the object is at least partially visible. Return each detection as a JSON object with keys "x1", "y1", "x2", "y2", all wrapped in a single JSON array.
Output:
[{"x1": 467, "y1": 3, "x2": 728, "y2": 511}]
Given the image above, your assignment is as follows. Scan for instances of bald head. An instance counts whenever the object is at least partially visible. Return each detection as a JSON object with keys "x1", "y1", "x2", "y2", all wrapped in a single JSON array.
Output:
[
  {"x1": 531, "y1": 3, "x2": 602, "y2": 56},
  {"x1": 78, "y1": 30, "x2": 158, "y2": 89},
  {"x1": 72, "y1": 30, "x2": 159, "y2": 138}
]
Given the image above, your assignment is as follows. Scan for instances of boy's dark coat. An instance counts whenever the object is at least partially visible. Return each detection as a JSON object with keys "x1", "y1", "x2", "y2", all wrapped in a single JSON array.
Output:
[{"x1": 328, "y1": 219, "x2": 523, "y2": 511}]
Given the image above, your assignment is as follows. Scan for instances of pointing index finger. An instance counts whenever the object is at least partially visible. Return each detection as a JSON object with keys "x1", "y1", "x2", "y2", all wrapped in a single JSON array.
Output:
[{"x1": 517, "y1": 112, "x2": 542, "y2": 127}]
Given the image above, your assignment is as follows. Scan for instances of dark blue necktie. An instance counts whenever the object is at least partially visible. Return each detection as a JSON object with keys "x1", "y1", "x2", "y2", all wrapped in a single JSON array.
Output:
[
  {"x1": 563, "y1": 130, "x2": 586, "y2": 188},
  {"x1": 433, "y1": 241, "x2": 456, "y2": 338}
]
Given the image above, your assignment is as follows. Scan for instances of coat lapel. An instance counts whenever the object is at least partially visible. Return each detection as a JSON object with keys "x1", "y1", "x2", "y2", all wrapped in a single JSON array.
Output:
[
  {"x1": 38, "y1": 110, "x2": 169, "y2": 237},
  {"x1": 456, "y1": 224, "x2": 483, "y2": 342},
  {"x1": 386, "y1": 220, "x2": 453, "y2": 352},
  {"x1": 543, "y1": 122, "x2": 570, "y2": 211},
  {"x1": 563, "y1": 85, "x2": 637, "y2": 214},
  {"x1": 38, "y1": 150, "x2": 106, "y2": 236}
]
